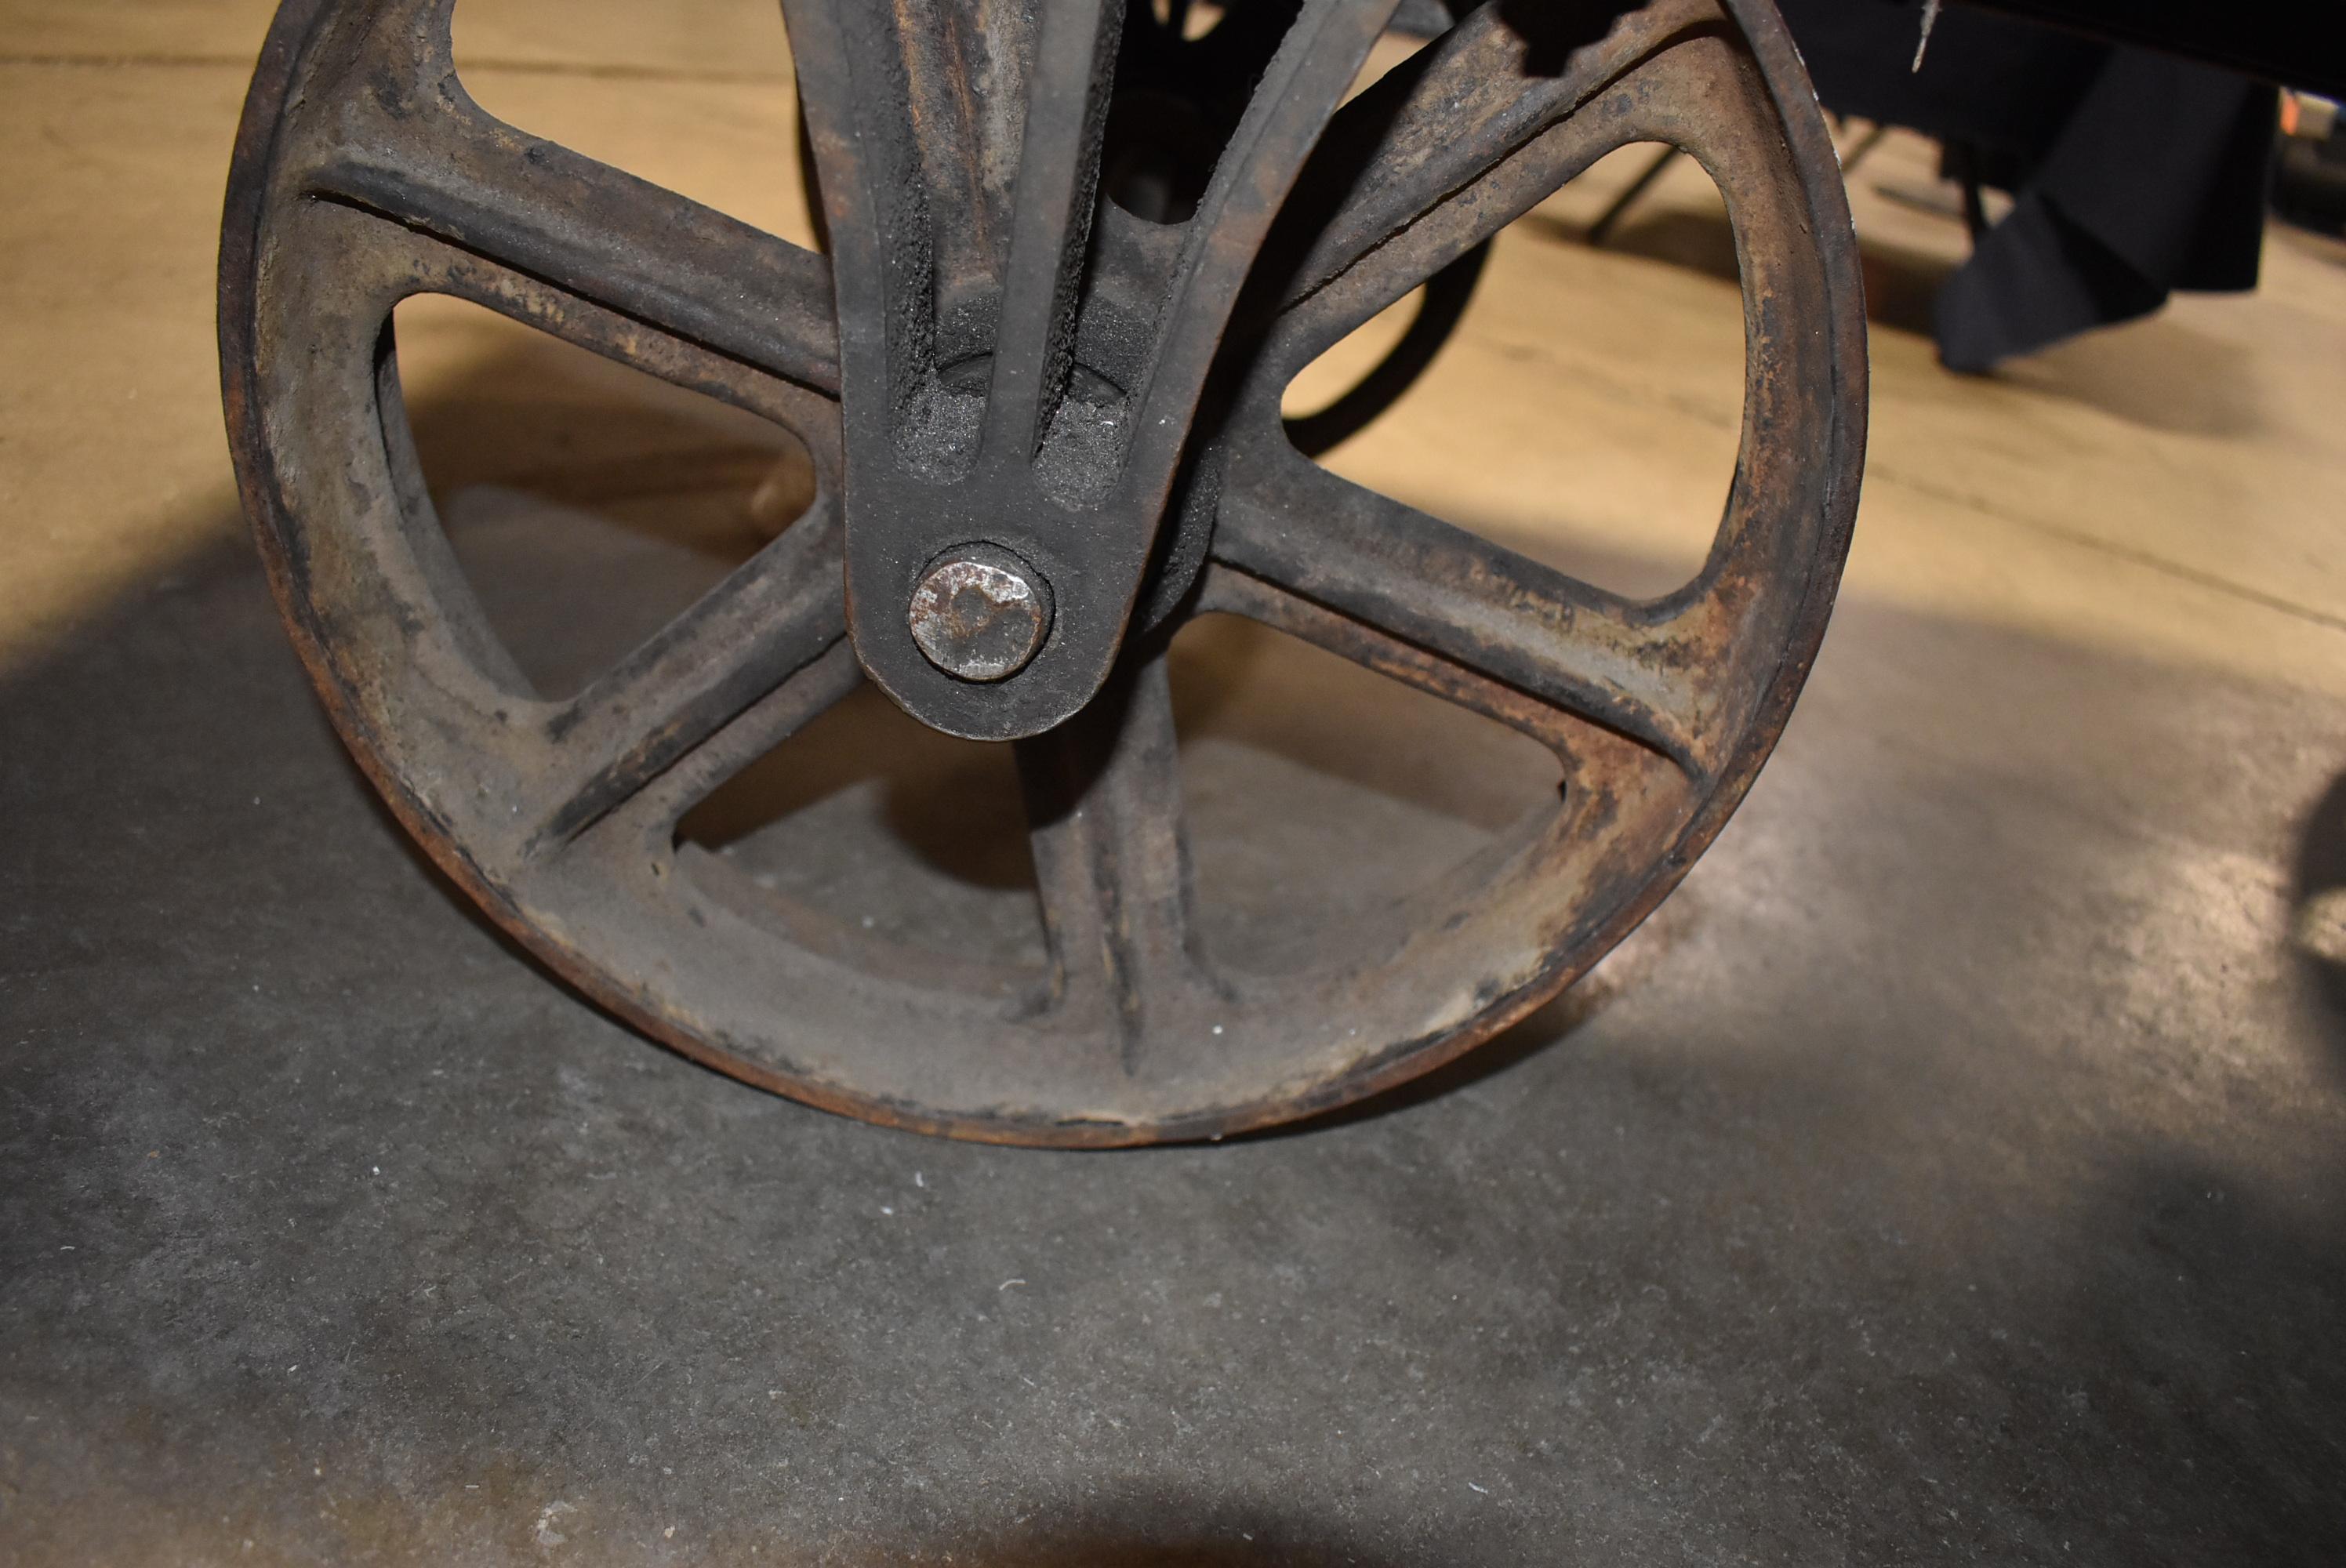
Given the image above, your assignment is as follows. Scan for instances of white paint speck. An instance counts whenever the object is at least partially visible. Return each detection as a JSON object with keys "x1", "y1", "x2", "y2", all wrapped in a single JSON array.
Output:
[{"x1": 533, "y1": 1500, "x2": 576, "y2": 1548}]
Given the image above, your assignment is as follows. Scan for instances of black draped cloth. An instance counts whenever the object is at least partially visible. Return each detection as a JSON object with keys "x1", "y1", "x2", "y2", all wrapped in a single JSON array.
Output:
[{"x1": 1774, "y1": 0, "x2": 2277, "y2": 371}]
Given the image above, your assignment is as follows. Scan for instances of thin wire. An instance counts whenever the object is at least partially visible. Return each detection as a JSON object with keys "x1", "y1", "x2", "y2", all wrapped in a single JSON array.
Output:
[{"x1": 1912, "y1": 0, "x2": 1941, "y2": 72}]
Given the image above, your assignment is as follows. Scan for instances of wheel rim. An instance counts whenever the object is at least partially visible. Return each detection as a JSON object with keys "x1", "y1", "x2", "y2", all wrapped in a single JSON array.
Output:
[{"x1": 220, "y1": 0, "x2": 1865, "y2": 1145}]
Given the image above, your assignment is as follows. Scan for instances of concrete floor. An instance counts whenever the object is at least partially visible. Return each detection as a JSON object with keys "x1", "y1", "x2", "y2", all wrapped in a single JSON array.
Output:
[{"x1": 8, "y1": 3, "x2": 2346, "y2": 1563}]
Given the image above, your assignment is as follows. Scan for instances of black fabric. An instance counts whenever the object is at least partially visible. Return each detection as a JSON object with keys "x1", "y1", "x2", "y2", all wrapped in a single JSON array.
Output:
[
  {"x1": 1930, "y1": 194, "x2": 2165, "y2": 372},
  {"x1": 1774, "y1": 0, "x2": 2277, "y2": 370}
]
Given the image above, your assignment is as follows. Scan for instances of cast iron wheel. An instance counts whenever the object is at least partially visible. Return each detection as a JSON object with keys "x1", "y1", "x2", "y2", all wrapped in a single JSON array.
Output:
[{"x1": 220, "y1": 0, "x2": 1865, "y2": 1145}]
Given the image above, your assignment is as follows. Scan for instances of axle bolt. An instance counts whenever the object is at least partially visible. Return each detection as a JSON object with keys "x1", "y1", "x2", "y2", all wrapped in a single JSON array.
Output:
[{"x1": 906, "y1": 545, "x2": 1053, "y2": 683}]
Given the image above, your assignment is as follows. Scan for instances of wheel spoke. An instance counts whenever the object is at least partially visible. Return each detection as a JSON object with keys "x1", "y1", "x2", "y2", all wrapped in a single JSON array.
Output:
[
  {"x1": 1259, "y1": 0, "x2": 1719, "y2": 349},
  {"x1": 526, "y1": 506, "x2": 851, "y2": 851},
  {"x1": 1211, "y1": 458, "x2": 1710, "y2": 775},
  {"x1": 623, "y1": 638, "x2": 869, "y2": 843},
  {"x1": 1195, "y1": 561, "x2": 1579, "y2": 753},
  {"x1": 322, "y1": 203, "x2": 837, "y2": 441},
  {"x1": 291, "y1": 0, "x2": 837, "y2": 394},
  {"x1": 1014, "y1": 654, "x2": 1204, "y2": 1064}
]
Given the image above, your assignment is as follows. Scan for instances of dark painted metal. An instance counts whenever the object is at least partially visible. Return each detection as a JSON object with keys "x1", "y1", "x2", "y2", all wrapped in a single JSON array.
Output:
[
  {"x1": 794, "y1": 0, "x2": 1408, "y2": 742},
  {"x1": 220, "y1": 0, "x2": 1866, "y2": 1144},
  {"x1": 907, "y1": 544, "x2": 1055, "y2": 682},
  {"x1": 1959, "y1": 0, "x2": 2346, "y2": 100}
]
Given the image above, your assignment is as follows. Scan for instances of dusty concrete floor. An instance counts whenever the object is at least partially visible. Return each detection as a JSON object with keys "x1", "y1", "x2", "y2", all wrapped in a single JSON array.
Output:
[{"x1": 8, "y1": 3, "x2": 2346, "y2": 1563}]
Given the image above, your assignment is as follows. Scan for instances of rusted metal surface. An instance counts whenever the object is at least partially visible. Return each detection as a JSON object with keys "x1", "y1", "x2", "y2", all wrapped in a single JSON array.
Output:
[
  {"x1": 219, "y1": 0, "x2": 1866, "y2": 1145},
  {"x1": 907, "y1": 545, "x2": 1056, "y2": 681}
]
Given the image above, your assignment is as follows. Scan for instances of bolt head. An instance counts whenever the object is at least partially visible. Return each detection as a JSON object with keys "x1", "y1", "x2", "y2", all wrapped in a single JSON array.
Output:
[{"x1": 906, "y1": 546, "x2": 1053, "y2": 682}]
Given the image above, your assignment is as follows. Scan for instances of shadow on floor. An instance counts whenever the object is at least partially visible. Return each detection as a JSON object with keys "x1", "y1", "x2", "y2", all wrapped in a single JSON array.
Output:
[
  {"x1": 1538, "y1": 203, "x2": 1956, "y2": 340},
  {"x1": 1548, "y1": 203, "x2": 2268, "y2": 439},
  {"x1": 849, "y1": 1496, "x2": 1411, "y2": 1567},
  {"x1": 2290, "y1": 765, "x2": 2346, "y2": 1088}
]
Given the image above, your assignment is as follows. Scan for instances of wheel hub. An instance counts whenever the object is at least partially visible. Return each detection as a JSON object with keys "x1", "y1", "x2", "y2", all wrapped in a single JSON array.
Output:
[{"x1": 908, "y1": 546, "x2": 1055, "y2": 682}]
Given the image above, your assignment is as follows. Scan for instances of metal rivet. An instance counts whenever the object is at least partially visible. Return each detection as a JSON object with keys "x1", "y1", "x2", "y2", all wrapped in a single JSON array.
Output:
[{"x1": 906, "y1": 545, "x2": 1053, "y2": 682}]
